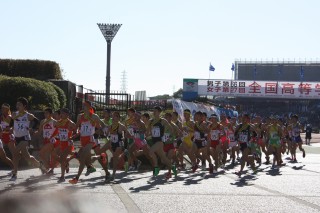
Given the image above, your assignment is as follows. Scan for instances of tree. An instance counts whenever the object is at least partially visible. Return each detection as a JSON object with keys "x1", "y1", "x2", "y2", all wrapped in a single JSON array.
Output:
[{"x1": 173, "y1": 88, "x2": 183, "y2": 99}]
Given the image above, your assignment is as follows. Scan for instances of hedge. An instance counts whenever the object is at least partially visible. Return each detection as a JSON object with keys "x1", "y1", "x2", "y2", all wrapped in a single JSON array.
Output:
[
  {"x1": 48, "y1": 82, "x2": 67, "y2": 108},
  {"x1": 0, "y1": 59, "x2": 63, "y2": 80},
  {"x1": 0, "y1": 75, "x2": 63, "y2": 110}
]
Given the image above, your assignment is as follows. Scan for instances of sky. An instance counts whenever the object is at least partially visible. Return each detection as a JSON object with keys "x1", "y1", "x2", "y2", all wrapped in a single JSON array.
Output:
[{"x1": 0, "y1": 0, "x2": 319, "y2": 98}]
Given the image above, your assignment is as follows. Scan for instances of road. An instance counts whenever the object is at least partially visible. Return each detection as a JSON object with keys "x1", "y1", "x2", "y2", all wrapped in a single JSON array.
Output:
[{"x1": 0, "y1": 135, "x2": 319, "y2": 213}]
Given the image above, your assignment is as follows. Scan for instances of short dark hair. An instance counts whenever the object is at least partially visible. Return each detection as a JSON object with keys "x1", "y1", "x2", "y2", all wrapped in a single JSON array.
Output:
[
  {"x1": 104, "y1": 108, "x2": 111, "y2": 114},
  {"x1": 44, "y1": 108, "x2": 53, "y2": 114},
  {"x1": 1, "y1": 103, "x2": 10, "y2": 108},
  {"x1": 142, "y1": 113, "x2": 150, "y2": 119},
  {"x1": 60, "y1": 108, "x2": 70, "y2": 115},
  {"x1": 128, "y1": 108, "x2": 136, "y2": 113},
  {"x1": 184, "y1": 109, "x2": 191, "y2": 113},
  {"x1": 54, "y1": 110, "x2": 61, "y2": 115},
  {"x1": 153, "y1": 106, "x2": 162, "y2": 112},
  {"x1": 17, "y1": 97, "x2": 28, "y2": 107}
]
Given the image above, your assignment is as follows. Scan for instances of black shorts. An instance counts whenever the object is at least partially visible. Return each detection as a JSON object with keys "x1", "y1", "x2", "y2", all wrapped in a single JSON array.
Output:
[
  {"x1": 15, "y1": 136, "x2": 30, "y2": 144},
  {"x1": 239, "y1": 142, "x2": 248, "y2": 152},
  {"x1": 111, "y1": 142, "x2": 123, "y2": 152},
  {"x1": 195, "y1": 140, "x2": 206, "y2": 149}
]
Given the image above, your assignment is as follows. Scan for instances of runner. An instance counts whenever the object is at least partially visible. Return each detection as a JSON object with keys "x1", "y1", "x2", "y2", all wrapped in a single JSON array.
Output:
[
  {"x1": 129, "y1": 112, "x2": 157, "y2": 172},
  {"x1": 0, "y1": 103, "x2": 14, "y2": 172},
  {"x1": 105, "y1": 111, "x2": 133, "y2": 182},
  {"x1": 163, "y1": 112, "x2": 180, "y2": 176},
  {"x1": 220, "y1": 113, "x2": 232, "y2": 168},
  {"x1": 38, "y1": 108, "x2": 58, "y2": 174},
  {"x1": 289, "y1": 114, "x2": 306, "y2": 162},
  {"x1": 147, "y1": 106, "x2": 174, "y2": 179},
  {"x1": 49, "y1": 108, "x2": 76, "y2": 182},
  {"x1": 266, "y1": 116, "x2": 283, "y2": 169},
  {"x1": 125, "y1": 108, "x2": 140, "y2": 171},
  {"x1": 10, "y1": 97, "x2": 46, "y2": 181},
  {"x1": 208, "y1": 114, "x2": 224, "y2": 173},
  {"x1": 69, "y1": 101, "x2": 102, "y2": 184},
  {"x1": 179, "y1": 109, "x2": 197, "y2": 171},
  {"x1": 172, "y1": 111, "x2": 183, "y2": 167},
  {"x1": 228, "y1": 116, "x2": 239, "y2": 165},
  {"x1": 192, "y1": 111, "x2": 211, "y2": 172},
  {"x1": 234, "y1": 114, "x2": 257, "y2": 177}
]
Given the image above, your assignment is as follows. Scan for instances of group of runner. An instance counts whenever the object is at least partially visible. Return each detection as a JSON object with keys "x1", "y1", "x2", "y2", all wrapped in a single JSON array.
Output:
[{"x1": 0, "y1": 97, "x2": 307, "y2": 183}]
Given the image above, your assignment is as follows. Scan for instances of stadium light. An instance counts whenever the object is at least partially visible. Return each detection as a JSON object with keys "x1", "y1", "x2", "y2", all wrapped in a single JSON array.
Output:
[{"x1": 97, "y1": 23, "x2": 122, "y2": 103}]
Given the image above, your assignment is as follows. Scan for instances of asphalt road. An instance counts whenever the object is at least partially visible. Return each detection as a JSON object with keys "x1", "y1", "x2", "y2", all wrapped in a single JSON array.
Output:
[{"x1": 0, "y1": 135, "x2": 319, "y2": 213}]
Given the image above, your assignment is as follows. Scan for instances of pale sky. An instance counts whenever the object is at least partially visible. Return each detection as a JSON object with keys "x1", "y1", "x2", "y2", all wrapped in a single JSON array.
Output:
[{"x1": 1, "y1": 0, "x2": 319, "y2": 97}]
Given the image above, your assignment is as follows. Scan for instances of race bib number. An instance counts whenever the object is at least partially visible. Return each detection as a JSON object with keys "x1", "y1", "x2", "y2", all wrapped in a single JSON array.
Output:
[
  {"x1": 194, "y1": 131, "x2": 201, "y2": 140},
  {"x1": 202, "y1": 140, "x2": 207, "y2": 146},
  {"x1": 58, "y1": 129, "x2": 69, "y2": 142},
  {"x1": 162, "y1": 133, "x2": 170, "y2": 142},
  {"x1": 103, "y1": 127, "x2": 109, "y2": 136},
  {"x1": 152, "y1": 127, "x2": 161, "y2": 137},
  {"x1": 50, "y1": 137, "x2": 56, "y2": 144},
  {"x1": 271, "y1": 132, "x2": 278, "y2": 139},
  {"x1": 15, "y1": 122, "x2": 29, "y2": 135},
  {"x1": 80, "y1": 123, "x2": 94, "y2": 136},
  {"x1": 110, "y1": 134, "x2": 119, "y2": 143},
  {"x1": 210, "y1": 130, "x2": 219, "y2": 141},
  {"x1": 228, "y1": 133, "x2": 235, "y2": 142},
  {"x1": 68, "y1": 140, "x2": 74, "y2": 146},
  {"x1": 43, "y1": 130, "x2": 51, "y2": 139},
  {"x1": 239, "y1": 133, "x2": 248, "y2": 143},
  {"x1": 128, "y1": 127, "x2": 135, "y2": 136}
]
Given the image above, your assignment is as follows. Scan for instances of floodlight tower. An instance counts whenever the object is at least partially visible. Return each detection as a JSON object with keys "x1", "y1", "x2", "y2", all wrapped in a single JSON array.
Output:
[{"x1": 97, "y1": 23, "x2": 122, "y2": 102}]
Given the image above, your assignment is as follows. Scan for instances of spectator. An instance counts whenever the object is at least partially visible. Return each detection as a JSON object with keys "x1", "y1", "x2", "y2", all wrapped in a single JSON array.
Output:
[{"x1": 305, "y1": 124, "x2": 312, "y2": 145}]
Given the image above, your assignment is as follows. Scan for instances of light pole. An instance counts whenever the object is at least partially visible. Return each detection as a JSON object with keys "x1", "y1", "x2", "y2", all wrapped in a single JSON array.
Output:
[{"x1": 97, "y1": 23, "x2": 122, "y2": 103}]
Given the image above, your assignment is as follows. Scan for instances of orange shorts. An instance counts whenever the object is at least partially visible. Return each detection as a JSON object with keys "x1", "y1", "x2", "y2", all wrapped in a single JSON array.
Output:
[
  {"x1": 163, "y1": 143, "x2": 175, "y2": 153},
  {"x1": 221, "y1": 136, "x2": 230, "y2": 144},
  {"x1": 210, "y1": 141, "x2": 220, "y2": 149},
  {"x1": 80, "y1": 136, "x2": 95, "y2": 147},
  {"x1": 60, "y1": 141, "x2": 74, "y2": 152},
  {"x1": 1, "y1": 132, "x2": 11, "y2": 144}
]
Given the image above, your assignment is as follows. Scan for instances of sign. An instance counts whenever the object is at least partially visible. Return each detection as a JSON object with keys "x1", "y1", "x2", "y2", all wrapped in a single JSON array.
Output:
[{"x1": 195, "y1": 79, "x2": 320, "y2": 99}]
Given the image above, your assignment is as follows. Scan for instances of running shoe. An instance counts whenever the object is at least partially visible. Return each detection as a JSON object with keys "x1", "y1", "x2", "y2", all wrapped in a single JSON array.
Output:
[
  {"x1": 234, "y1": 171, "x2": 241, "y2": 177},
  {"x1": 69, "y1": 177, "x2": 78, "y2": 184},
  {"x1": 57, "y1": 177, "x2": 65, "y2": 183},
  {"x1": 192, "y1": 164, "x2": 198, "y2": 173},
  {"x1": 9, "y1": 174, "x2": 17, "y2": 181},
  {"x1": 209, "y1": 164, "x2": 214, "y2": 174},
  {"x1": 136, "y1": 160, "x2": 142, "y2": 170},
  {"x1": 201, "y1": 161, "x2": 206, "y2": 171},
  {"x1": 47, "y1": 169, "x2": 54, "y2": 176},
  {"x1": 165, "y1": 172, "x2": 172, "y2": 180},
  {"x1": 85, "y1": 166, "x2": 96, "y2": 176},
  {"x1": 39, "y1": 161, "x2": 47, "y2": 175}
]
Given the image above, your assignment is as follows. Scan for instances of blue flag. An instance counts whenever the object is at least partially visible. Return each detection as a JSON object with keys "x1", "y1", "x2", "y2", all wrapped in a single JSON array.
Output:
[
  {"x1": 231, "y1": 63, "x2": 235, "y2": 71},
  {"x1": 209, "y1": 63, "x2": 215, "y2": 72},
  {"x1": 300, "y1": 66, "x2": 304, "y2": 79}
]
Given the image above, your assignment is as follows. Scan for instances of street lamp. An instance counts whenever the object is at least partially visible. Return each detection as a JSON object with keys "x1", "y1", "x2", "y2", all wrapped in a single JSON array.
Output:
[{"x1": 97, "y1": 23, "x2": 122, "y2": 103}]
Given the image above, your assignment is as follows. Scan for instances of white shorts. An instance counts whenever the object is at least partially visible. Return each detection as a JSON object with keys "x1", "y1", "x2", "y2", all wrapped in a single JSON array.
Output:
[{"x1": 229, "y1": 141, "x2": 237, "y2": 148}]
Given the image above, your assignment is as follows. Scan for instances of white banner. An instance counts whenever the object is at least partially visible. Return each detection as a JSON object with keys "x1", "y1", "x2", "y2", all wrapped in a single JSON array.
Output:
[
  {"x1": 198, "y1": 79, "x2": 320, "y2": 99},
  {"x1": 172, "y1": 99, "x2": 237, "y2": 121}
]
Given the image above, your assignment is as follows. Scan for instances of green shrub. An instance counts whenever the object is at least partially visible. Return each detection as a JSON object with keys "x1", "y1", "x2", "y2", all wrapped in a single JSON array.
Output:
[
  {"x1": 0, "y1": 75, "x2": 61, "y2": 110},
  {"x1": 0, "y1": 59, "x2": 63, "y2": 80},
  {"x1": 48, "y1": 82, "x2": 67, "y2": 108}
]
